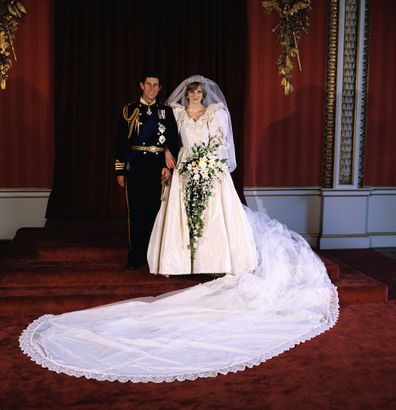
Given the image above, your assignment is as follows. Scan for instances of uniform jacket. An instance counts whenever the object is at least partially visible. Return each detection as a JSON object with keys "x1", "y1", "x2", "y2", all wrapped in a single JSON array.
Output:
[{"x1": 115, "y1": 98, "x2": 179, "y2": 176}]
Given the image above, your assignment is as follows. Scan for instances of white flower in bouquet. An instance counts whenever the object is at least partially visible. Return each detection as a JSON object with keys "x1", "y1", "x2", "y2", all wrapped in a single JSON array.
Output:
[
  {"x1": 200, "y1": 169, "x2": 208, "y2": 179},
  {"x1": 178, "y1": 142, "x2": 228, "y2": 260}
]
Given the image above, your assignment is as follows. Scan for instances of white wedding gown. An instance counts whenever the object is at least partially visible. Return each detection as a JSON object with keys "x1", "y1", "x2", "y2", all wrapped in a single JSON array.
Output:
[
  {"x1": 19, "y1": 104, "x2": 339, "y2": 383},
  {"x1": 148, "y1": 103, "x2": 257, "y2": 275}
]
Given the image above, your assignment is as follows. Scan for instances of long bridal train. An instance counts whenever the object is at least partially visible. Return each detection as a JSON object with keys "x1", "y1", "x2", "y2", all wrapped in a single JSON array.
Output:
[
  {"x1": 19, "y1": 207, "x2": 339, "y2": 383},
  {"x1": 19, "y1": 74, "x2": 339, "y2": 382}
]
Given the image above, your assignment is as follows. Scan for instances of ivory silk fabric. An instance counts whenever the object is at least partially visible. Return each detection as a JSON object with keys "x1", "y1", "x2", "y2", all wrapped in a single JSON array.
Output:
[
  {"x1": 148, "y1": 103, "x2": 257, "y2": 275},
  {"x1": 19, "y1": 104, "x2": 339, "y2": 383}
]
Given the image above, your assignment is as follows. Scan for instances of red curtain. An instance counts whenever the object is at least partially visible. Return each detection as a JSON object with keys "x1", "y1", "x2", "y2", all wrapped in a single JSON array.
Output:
[
  {"x1": 0, "y1": 0, "x2": 53, "y2": 188},
  {"x1": 46, "y1": 0, "x2": 248, "y2": 218},
  {"x1": 364, "y1": 0, "x2": 396, "y2": 186},
  {"x1": 244, "y1": 0, "x2": 328, "y2": 187}
]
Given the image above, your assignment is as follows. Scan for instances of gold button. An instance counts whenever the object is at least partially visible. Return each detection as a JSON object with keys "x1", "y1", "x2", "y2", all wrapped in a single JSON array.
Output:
[{"x1": 143, "y1": 152, "x2": 147, "y2": 155}]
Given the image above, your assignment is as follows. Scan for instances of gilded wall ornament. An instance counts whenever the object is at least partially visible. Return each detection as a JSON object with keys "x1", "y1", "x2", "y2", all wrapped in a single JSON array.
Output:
[
  {"x1": 322, "y1": 0, "x2": 339, "y2": 188},
  {"x1": 261, "y1": 0, "x2": 312, "y2": 95},
  {"x1": 0, "y1": 0, "x2": 27, "y2": 90}
]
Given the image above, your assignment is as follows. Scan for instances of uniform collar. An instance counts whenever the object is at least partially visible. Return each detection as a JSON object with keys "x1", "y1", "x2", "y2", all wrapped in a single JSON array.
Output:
[{"x1": 140, "y1": 97, "x2": 156, "y2": 106}]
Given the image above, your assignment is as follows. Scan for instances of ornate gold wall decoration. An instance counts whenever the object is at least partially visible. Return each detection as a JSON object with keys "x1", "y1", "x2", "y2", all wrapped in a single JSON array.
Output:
[
  {"x1": 358, "y1": 0, "x2": 371, "y2": 188},
  {"x1": 261, "y1": 0, "x2": 312, "y2": 95},
  {"x1": 322, "y1": 0, "x2": 339, "y2": 188},
  {"x1": 0, "y1": 0, "x2": 27, "y2": 90},
  {"x1": 339, "y1": 0, "x2": 359, "y2": 185},
  {"x1": 323, "y1": 0, "x2": 371, "y2": 188}
]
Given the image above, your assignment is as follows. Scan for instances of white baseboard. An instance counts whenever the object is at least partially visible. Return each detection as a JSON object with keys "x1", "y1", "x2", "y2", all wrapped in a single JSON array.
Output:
[
  {"x1": 0, "y1": 190, "x2": 50, "y2": 240},
  {"x1": 245, "y1": 188, "x2": 322, "y2": 247},
  {"x1": 1, "y1": 187, "x2": 395, "y2": 249},
  {"x1": 244, "y1": 186, "x2": 396, "y2": 249},
  {"x1": 369, "y1": 233, "x2": 396, "y2": 248}
]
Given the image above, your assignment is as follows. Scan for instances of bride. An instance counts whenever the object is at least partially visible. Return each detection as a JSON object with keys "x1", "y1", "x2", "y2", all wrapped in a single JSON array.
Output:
[
  {"x1": 148, "y1": 77, "x2": 257, "y2": 275},
  {"x1": 19, "y1": 75, "x2": 339, "y2": 383}
]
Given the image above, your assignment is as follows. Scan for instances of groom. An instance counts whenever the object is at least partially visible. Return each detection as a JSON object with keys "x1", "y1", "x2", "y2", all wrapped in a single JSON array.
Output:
[{"x1": 115, "y1": 71, "x2": 179, "y2": 270}]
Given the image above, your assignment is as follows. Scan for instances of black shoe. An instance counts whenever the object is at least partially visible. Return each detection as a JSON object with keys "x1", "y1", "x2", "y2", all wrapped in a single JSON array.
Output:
[{"x1": 126, "y1": 250, "x2": 140, "y2": 270}]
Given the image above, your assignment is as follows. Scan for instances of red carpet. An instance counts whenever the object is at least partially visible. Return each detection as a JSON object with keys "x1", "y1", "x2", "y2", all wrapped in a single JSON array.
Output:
[
  {"x1": 0, "y1": 220, "x2": 395, "y2": 409},
  {"x1": 320, "y1": 248, "x2": 396, "y2": 300}
]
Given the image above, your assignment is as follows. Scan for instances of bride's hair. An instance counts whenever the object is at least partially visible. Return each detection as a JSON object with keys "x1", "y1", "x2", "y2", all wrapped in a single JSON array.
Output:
[
  {"x1": 166, "y1": 75, "x2": 237, "y2": 171},
  {"x1": 184, "y1": 81, "x2": 207, "y2": 100}
]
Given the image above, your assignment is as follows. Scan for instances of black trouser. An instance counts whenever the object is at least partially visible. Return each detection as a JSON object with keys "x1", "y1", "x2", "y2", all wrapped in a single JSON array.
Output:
[{"x1": 125, "y1": 152, "x2": 164, "y2": 266}]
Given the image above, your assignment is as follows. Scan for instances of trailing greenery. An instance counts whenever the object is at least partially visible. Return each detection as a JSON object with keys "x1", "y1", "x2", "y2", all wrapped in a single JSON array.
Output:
[{"x1": 178, "y1": 141, "x2": 228, "y2": 260}]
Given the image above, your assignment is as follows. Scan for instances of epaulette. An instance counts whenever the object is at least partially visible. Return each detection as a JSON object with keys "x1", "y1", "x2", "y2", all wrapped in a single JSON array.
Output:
[
  {"x1": 122, "y1": 102, "x2": 137, "y2": 111},
  {"x1": 123, "y1": 103, "x2": 140, "y2": 139}
]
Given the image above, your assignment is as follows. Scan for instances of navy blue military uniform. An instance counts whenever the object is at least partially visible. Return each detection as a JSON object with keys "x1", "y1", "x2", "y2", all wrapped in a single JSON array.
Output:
[{"x1": 115, "y1": 97, "x2": 179, "y2": 268}]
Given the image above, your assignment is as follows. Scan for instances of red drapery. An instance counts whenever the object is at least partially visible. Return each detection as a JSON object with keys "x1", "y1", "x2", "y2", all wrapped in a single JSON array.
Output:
[{"x1": 46, "y1": 0, "x2": 248, "y2": 218}]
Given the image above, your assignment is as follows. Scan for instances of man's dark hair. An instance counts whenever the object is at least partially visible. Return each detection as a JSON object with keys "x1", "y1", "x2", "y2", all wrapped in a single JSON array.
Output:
[{"x1": 140, "y1": 71, "x2": 161, "y2": 84}]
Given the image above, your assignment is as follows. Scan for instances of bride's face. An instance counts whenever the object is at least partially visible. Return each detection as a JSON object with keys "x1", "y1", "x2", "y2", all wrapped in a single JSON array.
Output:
[{"x1": 187, "y1": 86, "x2": 204, "y2": 104}]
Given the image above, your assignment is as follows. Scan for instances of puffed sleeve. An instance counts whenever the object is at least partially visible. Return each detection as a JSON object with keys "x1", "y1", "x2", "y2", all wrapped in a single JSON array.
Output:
[
  {"x1": 207, "y1": 103, "x2": 236, "y2": 172},
  {"x1": 207, "y1": 104, "x2": 228, "y2": 148},
  {"x1": 170, "y1": 103, "x2": 185, "y2": 127}
]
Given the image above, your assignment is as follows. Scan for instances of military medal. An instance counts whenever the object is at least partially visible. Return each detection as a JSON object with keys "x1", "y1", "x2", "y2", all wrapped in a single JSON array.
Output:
[
  {"x1": 158, "y1": 123, "x2": 166, "y2": 144},
  {"x1": 140, "y1": 97, "x2": 153, "y2": 115}
]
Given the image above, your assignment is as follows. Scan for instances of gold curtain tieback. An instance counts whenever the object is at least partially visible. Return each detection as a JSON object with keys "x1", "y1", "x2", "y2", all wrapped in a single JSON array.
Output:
[{"x1": 131, "y1": 145, "x2": 165, "y2": 154}]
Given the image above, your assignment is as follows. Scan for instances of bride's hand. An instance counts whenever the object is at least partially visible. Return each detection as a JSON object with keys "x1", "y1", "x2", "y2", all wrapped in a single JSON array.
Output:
[{"x1": 165, "y1": 148, "x2": 176, "y2": 169}]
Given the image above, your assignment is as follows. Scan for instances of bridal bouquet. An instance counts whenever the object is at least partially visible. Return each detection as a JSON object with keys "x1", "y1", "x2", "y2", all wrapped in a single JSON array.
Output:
[{"x1": 178, "y1": 141, "x2": 228, "y2": 260}]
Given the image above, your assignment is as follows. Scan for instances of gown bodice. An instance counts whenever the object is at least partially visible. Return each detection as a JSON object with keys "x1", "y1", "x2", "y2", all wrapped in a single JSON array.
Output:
[{"x1": 171, "y1": 103, "x2": 227, "y2": 154}]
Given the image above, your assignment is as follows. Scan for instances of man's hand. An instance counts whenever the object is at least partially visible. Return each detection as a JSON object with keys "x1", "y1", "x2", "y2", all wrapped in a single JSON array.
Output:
[
  {"x1": 165, "y1": 148, "x2": 176, "y2": 169},
  {"x1": 117, "y1": 175, "x2": 125, "y2": 188},
  {"x1": 161, "y1": 167, "x2": 171, "y2": 184}
]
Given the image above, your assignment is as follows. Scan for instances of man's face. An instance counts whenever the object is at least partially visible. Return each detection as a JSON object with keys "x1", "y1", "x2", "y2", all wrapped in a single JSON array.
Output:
[{"x1": 140, "y1": 77, "x2": 161, "y2": 103}]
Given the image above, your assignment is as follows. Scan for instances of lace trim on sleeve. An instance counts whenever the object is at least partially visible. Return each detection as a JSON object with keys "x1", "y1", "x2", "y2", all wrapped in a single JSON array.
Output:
[{"x1": 205, "y1": 103, "x2": 224, "y2": 121}]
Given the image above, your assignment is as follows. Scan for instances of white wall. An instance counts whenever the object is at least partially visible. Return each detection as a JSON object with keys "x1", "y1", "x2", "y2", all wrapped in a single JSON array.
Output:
[
  {"x1": 1, "y1": 187, "x2": 395, "y2": 249},
  {"x1": 245, "y1": 187, "x2": 396, "y2": 249},
  {"x1": 0, "y1": 190, "x2": 50, "y2": 240}
]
